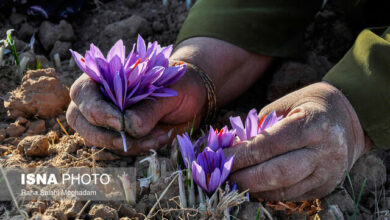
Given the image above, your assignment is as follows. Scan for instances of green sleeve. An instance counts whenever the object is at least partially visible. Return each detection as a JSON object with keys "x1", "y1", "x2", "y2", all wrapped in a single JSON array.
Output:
[
  {"x1": 323, "y1": 27, "x2": 390, "y2": 149},
  {"x1": 176, "y1": 0, "x2": 323, "y2": 58}
]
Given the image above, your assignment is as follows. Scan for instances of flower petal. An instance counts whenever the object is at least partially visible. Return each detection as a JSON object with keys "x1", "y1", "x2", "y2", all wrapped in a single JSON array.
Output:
[
  {"x1": 177, "y1": 133, "x2": 195, "y2": 168},
  {"x1": 137, "y1": 35, "x2": 146, "y2": 58},
  {"x1": 151, "y1": 88, "x2": 177, "y2": 97},
  {"x1": 245, "y1": 109, "x2": 259, "y2": 140},
  {"x1": 192, "y1": 161, "x2": 207, "y2": 192},
  {"x1": 113, "y1": 72, "x2": 124, "y2": 111},
  {"x1": 207, "y1": 126, "x2": 219, "y2": 151},
  {"x1": 69, "y1": 49, "x2": 86, "y2": 72},
  {"x1": 107, "y1": 39, "x2": 125, "y2": 64},
  {"x1": 207, "y1": 168, "x2": 221, "y2": 193},
  {"x1": 220, "y1": 156, "x2": 234, "y2": 185},
  {"x1": 229, "y1": 116, "x2": 246, "y2": 141}
]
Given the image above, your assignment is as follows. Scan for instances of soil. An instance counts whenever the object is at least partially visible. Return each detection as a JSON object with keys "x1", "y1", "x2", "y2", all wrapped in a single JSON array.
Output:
[{"x1": 0, "y1": 0, "x2": 389, "y2": 219}]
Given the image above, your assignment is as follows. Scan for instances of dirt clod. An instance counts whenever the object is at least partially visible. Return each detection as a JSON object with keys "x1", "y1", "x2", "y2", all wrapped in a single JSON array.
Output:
[
  {"x1": 18, "y1": 135, "x2": 49, "y2": 157},
  {"x1": 26, "y1": 120, "x2": 46, "y2": 135},
  {"x1": 6, "y1": 122, "x2": 26, "y2": 137},
  {"x1": 59, "y1": 200, "x2": 83, "y2": 218},
  {"x1": 4, "y1": 68, "x2": 70, "y2": 120},
  {"x1": 88, "y1": 204, "x2": 119, "y2": 220},
  {"x1": 103, "y1": 15, "x2": 151, "y2": 46},
  {"x1": 0, "y1": 129, "x2": 6, "y2": 142},
  {"x1": 39, "y1": 20, "x2": 75, "y2": 51},
  {"x1": 50, "y1": 41, "x2": 72, "y2": 60}
]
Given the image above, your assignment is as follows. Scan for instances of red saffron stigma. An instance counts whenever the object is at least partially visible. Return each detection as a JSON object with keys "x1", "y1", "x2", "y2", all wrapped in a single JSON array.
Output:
[
  {"x1": 81, "y1": 58, "x2": 85, "y2": 63},
  {"x1": 131, "y1": 58, "x2": 142, "y2": 70},
  {"x1": 258, "y1": 115, "x2": 266, "y2": 131}
]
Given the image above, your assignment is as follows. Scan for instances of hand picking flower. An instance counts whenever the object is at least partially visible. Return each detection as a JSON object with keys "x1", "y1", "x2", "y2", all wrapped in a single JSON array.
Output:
[{"x1": 70, "y1": 35, "x2": 186, "y2": 152}]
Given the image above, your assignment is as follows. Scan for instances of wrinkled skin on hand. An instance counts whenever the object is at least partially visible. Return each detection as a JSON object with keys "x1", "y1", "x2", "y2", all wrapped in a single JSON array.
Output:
[
  {"x1": 224, "y1": 82, "x2": 372, "y2": 201},
  {"x1": 66, "y1": 71, "x2": 206, "y2": 155},
  {"x1": 66, "y1": 37, "x2": 272, "y2": 156}
]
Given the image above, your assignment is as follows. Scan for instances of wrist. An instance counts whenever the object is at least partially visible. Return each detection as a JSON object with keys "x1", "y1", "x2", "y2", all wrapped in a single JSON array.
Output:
[{"x1": 163, "y1": 60, "x2": 208, "y2": 124}]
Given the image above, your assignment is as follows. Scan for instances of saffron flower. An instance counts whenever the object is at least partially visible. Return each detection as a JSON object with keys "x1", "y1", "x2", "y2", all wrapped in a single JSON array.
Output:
[
  {"x1": 230, "y1": 109, "x2": 283, "y2": 141},
  {"x1": 192, "y1": 147, "x2": 234, "y2": 194},
  {"x1": 70, "y1": 35, "x2": 186, "y2": 152},
  {"x1": 207, "y1": 126, "x2": 236, "y2": 151},
  {"x1": 177, "y1": 132, "x2": 205, "y2": 168}
]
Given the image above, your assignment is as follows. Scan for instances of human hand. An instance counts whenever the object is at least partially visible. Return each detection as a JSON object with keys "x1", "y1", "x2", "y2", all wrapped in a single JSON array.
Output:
[
  {"x1": 224, "y1": 82, "x2": 372, "y2": 201},
  {"x1": 66, "y1": 70, "x2": 206, "y2": 155},
  {"x1": 66, "y1": 37, "x2": 273, "y2": 156}
]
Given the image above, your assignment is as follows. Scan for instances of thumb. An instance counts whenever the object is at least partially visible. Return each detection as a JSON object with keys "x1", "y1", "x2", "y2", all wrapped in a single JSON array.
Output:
[{"x1": 124, "y1": 96, "x2": 180, "y2": 138}]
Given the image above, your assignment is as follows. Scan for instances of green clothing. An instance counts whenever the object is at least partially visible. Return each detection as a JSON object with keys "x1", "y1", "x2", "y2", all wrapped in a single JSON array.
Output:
[
  {"x1": 323, "y1": 28, "x2": 390, "y2": 148},
  {"x1": 176, "y1": 0, "x2": 390, "y2": 148}
]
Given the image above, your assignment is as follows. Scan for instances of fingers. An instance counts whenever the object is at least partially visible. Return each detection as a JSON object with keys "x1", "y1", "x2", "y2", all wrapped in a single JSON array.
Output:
[
  {"x1": 66, "y1": 102, "x2": 169, "y2": 156},
  {"x1": 230, "y1": 148, "x2": 318, "y2": 193},
  {"x1": 253, "y1": 170, "x2": 329, "y2": 201},
  {"x1": 124, "y1": 98, "x2": 178, "y2": 138},
  {"x1": 225, "y1": 108, "x2": 322, "y2": 172},
  {"x1": 70, "y1": 74, "x2": 123, "y2": 132}
]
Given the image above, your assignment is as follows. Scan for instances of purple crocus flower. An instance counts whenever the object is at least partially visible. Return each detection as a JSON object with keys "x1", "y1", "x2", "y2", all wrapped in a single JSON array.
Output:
[
  {"x1": 192, "y1": 147, "x2": 234, "y2": 194},
  {"x1": 207, "y1": 126, "x2": 236, "y2": 151},
  {"x1": 177, "y1": 132, "x2": 205, "y2": 168},
  {"x1": 230, "y1": 109, "x2": 283, "y2": 141},
  {"x1": 70, "y1": 35, "x2": 186, "y2": 152}
]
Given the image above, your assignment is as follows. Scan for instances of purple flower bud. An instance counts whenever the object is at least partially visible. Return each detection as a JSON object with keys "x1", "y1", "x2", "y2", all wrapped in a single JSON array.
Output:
[{"x1": 207, "y1": 126, "x2": 236, "y2": 151}]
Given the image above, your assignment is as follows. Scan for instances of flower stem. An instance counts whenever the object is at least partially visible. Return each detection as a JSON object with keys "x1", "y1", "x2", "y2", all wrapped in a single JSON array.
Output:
[{"x1": 120, "y1": 131, "x2": 128, "y2": 152}]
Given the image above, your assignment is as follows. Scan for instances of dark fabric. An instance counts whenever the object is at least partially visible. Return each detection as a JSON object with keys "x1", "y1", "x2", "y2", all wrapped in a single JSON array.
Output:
[
  {"x1": 323, "y1": 27, "x2": 390, "y2": 149},
  {"x1": 176, "y1": 0, "x2": 323, "y2": 58}
]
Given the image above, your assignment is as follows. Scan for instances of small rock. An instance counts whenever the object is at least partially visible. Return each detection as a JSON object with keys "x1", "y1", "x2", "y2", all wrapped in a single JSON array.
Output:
[
  {"x1": 25, "y1": 200, "x2": 47, "y2": 214},
  {"x1": 26, "y1": 120, "x2": 46, "y2": 135},
  {"x1": 6, "y1": 122, "x2": 26, "y2": 137},
  {"x1": 104, "y1": 15, "x2": 151, "y2": 42},
  {"x1": 0, "y1": 129, "x2": 6, "y2": 142},
  {"x1": 152, "y1": 21, "x2": 164, "y2": 32},
  {"x1": 267, "y1": 62, "x2": 322, "y2": 101},
  {"x1": 4, "y1": 68, "x2": 70, "y2": 119},
  {"x1": 322, "y1": 188, "x2": 354, "y2": 214},
  {"x1": 14, "y1": 38, "x2": 27, "y2": 52},
  {"x1": 89, "y1": 204, "x2": 119, "y2": 220},
  {"x1": 238, "y1": 202, "x2": 264, "y2": 219},
  {"x1": 318, "y1": 205, "x2": 345, "y2": 220},
  {"x1": 118, "y1": 203, "x2": 137, "y2": 218},
  {"x1": 16, "y1": 116, "x2": 28, "y2": 125},
  {"x1": 9, "y1": 13, "x2": 26, "y2": 26},
  {"x1": 18, "y1": 135, "x2": 49, "y2": 157},
  {"x1": 18, "y1": 23, "x2": 35, "y2": 41},
  {"x1": 348, "y1": 150, "x2": 386, "y2": 198},
  {"x1": 59, "y1": 200, "x2": 83, "y2": 218},
  {"x1": 43, "y1": 206, "x2": 67, "y2": 220},
  {"x1": 39, "y1": 20, "x2": 75, "y2": 51},
  {"x1": 50, "y1": 41, "x2": 72, "y2": 60}
]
